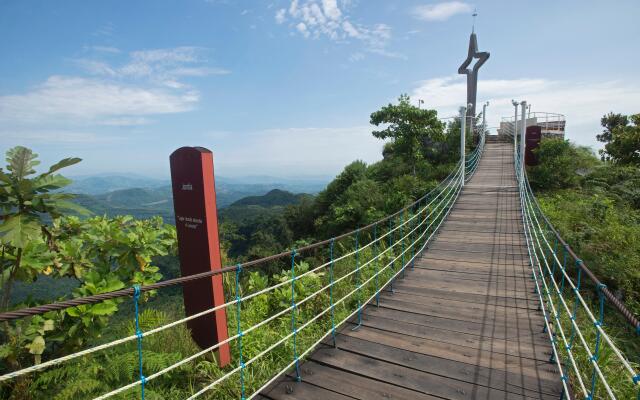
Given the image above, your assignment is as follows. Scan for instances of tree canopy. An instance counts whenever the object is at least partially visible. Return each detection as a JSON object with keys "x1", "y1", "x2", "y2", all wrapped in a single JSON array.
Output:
[
  {"x1": 370, "y1": 94, "x2": 445, "y2": 175},
  {"x1": 597, "y1": 112, "x2": 640, "y2": 165}
]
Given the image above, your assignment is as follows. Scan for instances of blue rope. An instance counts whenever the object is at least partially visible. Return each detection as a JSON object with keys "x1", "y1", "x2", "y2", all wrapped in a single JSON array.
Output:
[
  {"x1": 588, "y1": 283, "x2": 607, "y2": 398},
  {"x1": 133, "y1": 285, "x2": 146, "y2": 400},
  {"x1": 411, "y1": 205, "x2": 415, "y2": 269},
  {"x1": 374, "y1": 223, "x2": 380, "y2": 307},
  {"x1": 329, "y1": 239, "x2": 336, "y2": 347},
  {"x1": 400, "y1": 214, "x2": 405, "y2": 279},
  {"x1": 559, "y1": 245, "x2": 568, "y2": 293},
  {"x1": 290, "y1": 249, "x2": 301, "y2": 382},
  {"x1": 235, "y1": 264, "x2": 246, "y2": 400},
  {"x1": 388, "y1": 218, "x2": 394, "y2": 293},
  {"x1": 352, "y1": 229, "x2": 362, "y2": 330}
]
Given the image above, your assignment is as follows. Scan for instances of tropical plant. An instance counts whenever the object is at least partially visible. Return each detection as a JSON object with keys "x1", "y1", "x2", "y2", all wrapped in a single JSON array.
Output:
[{"x1": 0, "y1": 146, "x2": 84, "y2": 311}]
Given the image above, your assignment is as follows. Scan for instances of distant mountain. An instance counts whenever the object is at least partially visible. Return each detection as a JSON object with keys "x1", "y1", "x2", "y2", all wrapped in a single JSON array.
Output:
[
  {"x1": 219, "y1": 189, "x2": 312, "y2": 224},
  {"x1": 229, "y1": 189, "x2": 308, "y2": 207},
  {"x1": 73, "y1": 183, "x2": 315, "y2": 223},
  {"x1": 67, "y1": 175, "x2": 168, "y2": 195},
  {"x1": 67, "y1": 173, "x2": 328, "y2": 197}
]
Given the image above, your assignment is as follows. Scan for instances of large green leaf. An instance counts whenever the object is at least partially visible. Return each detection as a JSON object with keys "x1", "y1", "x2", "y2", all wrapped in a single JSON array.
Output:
[
  {"x1": 6, "y1": 146, "x2": 39, "y2": 180},
  {"x1": 44, "y1": 157, "x2": 81, "y2": 176},
  {"x1": 33, "y1": 174, "x2": 72, "y2": 192},
  {"x1": 0, "y1": 214, "x2": 41, "y2": 248},
  {"x1": 54, "y1": 200, "x2": 91, "y2": 216}
]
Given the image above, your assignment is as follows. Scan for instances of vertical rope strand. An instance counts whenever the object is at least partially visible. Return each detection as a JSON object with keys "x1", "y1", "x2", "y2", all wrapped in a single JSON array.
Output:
[
  {"x1": 352, "y1": 229, "x2": 362, "y2": 330},
  {"x1": 388, "y1": 218, "x2": 394, "y2": 293},
  {"x1": 235, "y1": 264, "x2": 246, "y2": 400},
  {"x1": 400, "y1": 213, "x2": 405, "y2": 278},
  {"x1": 133, "y1": 285, "x2": 146, "y2": 400},
  {"x1": 374, "y1": 223, "x2": 380, "y2": 307},
  {"x1": 411, "y1": 204, "x2": 416, "y2": 269},
  {"x1": 588, "y1": 283, "x2": 606, "y2": 398},
  {"x1": 290, "y1": 249, "x2": 301, "y2": 382},
  {"x1": 329, "y1": 239, "x2": 337, "y2": 347}
]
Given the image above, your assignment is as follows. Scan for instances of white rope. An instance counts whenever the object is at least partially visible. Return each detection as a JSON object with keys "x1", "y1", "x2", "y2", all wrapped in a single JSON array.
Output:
[
  {"x1": 244, "y1": 161, "x2": 463, "y2": 400},
  {"x1": 523, "y1": 178, "x2": 638, "y2": 384},
  {"x1": 0, "y1": 163, "x2": 464, "y2": 384},
  {"x1": 517, "y1": 151, "x2": 638, "y2": 398},
  {"x1": 94, "y1": 166, "x2": 464, "y2": 399},
  {"x1": 517, "y1": 156, "x2": 571, "y2": 398}
]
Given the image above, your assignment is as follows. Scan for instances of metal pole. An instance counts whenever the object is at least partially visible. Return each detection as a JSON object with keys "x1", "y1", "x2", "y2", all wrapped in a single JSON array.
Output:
[
  {"x1": 512, "y1": 100, "x2": 519, "y2": 165},
  {"x1": 482, "y1": 102, "x2": 488, "y2": 137},
  {"x1": 520, "y1": 100, "x2": 527, "y2": 182},
  {"x1": 460, "y1": 106, "x2": 467, "y2": 186}
]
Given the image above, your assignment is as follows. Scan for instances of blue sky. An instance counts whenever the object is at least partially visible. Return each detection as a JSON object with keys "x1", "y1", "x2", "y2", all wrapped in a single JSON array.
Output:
[{"x1": 1, "y1": 0, "x2": 639, "y2": 178}]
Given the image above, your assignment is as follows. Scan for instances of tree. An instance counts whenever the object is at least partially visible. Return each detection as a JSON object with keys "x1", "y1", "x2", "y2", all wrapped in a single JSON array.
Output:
[
  {"x1": 528, "y1": 139, "x2": 599, "y2": 190},
  {"x1": 370, "y1": 94, "x2": 445, "y2": 175},
  {"x1": 596, "y1": 112, "x2": 628, "y2": 145},
  {"x1": 598, "y1": 113, "x2": 640, "y2": 165}
]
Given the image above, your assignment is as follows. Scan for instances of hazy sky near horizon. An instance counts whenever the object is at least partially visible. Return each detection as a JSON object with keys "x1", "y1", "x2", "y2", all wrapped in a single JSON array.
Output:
[{"x1": 1, "y1": 0, "x2": 639, "y2": 178}]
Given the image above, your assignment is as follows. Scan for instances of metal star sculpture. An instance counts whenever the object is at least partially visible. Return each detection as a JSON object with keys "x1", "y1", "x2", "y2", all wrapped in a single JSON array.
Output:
[{"x1": 458, "y1": 32, "x2": 489, "y2": 124}]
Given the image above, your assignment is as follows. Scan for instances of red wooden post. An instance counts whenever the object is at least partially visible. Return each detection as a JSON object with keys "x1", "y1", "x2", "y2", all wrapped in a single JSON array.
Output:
[{"x1": 169, "y1": 146, "x2": 230, "y2": 367}]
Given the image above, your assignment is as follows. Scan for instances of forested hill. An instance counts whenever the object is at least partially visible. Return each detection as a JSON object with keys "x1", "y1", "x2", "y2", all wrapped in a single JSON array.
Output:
[
  {"x1": 72, "y1": 183, "x2": 321, "y2": 221},
  {"x1": 228, "y1": 189, "x2": 309, "y2": 207}
]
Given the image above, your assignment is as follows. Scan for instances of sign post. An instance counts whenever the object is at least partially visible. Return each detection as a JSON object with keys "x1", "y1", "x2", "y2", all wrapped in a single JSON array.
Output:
[{"x1": 169, "y1": 146, "x2": 230, "y2": 367}]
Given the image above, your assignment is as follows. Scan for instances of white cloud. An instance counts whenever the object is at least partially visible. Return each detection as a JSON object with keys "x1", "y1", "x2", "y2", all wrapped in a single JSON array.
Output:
[
  {"x1": 0, "y1": 46, "x2": 229, "y2": 128},
  {"x1": 275, "y1": 8, "x2": 287, "y2": 24},
  {"x1": 321, "y1": 0, "x2": 341, "y2": 20},
  {"x1": 86, "y1": 45, "x2": 121, "y2": 54},
  {"x1": 275, "y1": 0, "x2": 395, "y2": 57},
  {"x1": 411, "y1": 75, "x2": 640, "y2": 148},
  {"x1": 413, "y1": 2, "x2": 472, "y2": 21},
  {"x1": 0, "y1": 76, "x2": 198, "y2": 124},
  {"x1": 296, "y1": 22, "x2": 310, "y2": 38}
]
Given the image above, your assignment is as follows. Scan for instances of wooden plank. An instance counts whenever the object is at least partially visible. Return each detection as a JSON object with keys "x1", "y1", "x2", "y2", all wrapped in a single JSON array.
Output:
[
  {"x1": 374, "y1": 297, "x2": 546, "y2": 336},
  {"x1": 363, "y1": 304, "x2": 542, "y2": 340},
  {"x1": 294, "y1": 359, "x2": 438, "y2": 400},
  {"x1": 310, "y1": 346, "x2": 547, "y2": 400},
  {"x1": 387, "y1": 283, "x2": 539, "y2": 310},
  {"x1": 262, "y1": 378, "x2": 353, "y2": 400},
  {"x1": 331, "y1": 334, "x2": 561, "y2": 398},
  {"x1": 348, "y1": 314, "x2": 551, "y2": 359}
]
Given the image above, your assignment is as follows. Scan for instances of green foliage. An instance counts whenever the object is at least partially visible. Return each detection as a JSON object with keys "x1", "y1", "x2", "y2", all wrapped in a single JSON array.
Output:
[
  {"x1": 528, "y1": 138, "x2": 599, "y2": 190},
  {"x1": 597, "y1": 113, "x2": 640, "y2": 165},
  {"x1": 370, "y1": 94, "x2": 445, "y2": 175},
  {"x1": 0, "y1": 146, "x2": 84, "y2": 316}
]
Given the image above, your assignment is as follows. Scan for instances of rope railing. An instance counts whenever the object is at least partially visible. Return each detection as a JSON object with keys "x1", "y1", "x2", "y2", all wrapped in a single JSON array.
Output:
[
  {"x1": 515, "y1": 150, "x2": 640, "y2": 399},
  {"x1": 100, "y1": 165, "x2": 466, "y2": 400},
  {"x1": 465, "y1": 124, "x2": 486, "y2": 180},
  {"x1": 0, "y1": 125, "x2": 482, "y2": 400},
  {"x1": 0, "y1": 164, "x2": 463, "y2": 383}
]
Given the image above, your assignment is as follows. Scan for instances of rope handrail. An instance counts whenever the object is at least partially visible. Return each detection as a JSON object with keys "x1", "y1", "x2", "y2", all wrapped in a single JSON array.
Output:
[
  {"x1": 516, "y1": 151, "x2": 640, "y2": 399},
  {"x1": 0, "y1": 108, "x2": 488, "y2": 400},
  {"x1": 523, "y1": 175, "x2": 640, "y2": 331},
  {"x1": 95, "y1": 157, "x2": 465, "y2": 400},
  {"x1": 0, "y1": 165, "x2": 464, "y2": 383},
  {"x1": 0, "y1": 159, "x2": 464, "y2": 323}
]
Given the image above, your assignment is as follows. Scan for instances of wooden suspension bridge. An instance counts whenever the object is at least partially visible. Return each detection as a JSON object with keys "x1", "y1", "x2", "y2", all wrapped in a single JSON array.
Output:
[{"x1": 260, "y1": 140, "x2": 564, "y2": 400}]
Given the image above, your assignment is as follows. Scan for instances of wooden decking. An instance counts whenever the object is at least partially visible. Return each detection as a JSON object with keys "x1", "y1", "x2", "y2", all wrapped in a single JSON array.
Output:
[{"x1": 260, "y1": 143, "x2": 562, "y2": 400}]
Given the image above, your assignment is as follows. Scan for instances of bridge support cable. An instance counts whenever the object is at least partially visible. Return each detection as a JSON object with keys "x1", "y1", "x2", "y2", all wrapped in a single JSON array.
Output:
[{"x1": 516, "y1": 146, "x2": 640, "y2": 399}]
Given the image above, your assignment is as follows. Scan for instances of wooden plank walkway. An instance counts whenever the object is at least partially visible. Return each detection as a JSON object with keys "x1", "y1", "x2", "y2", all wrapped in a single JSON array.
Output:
[{"x1": 261, "y1": 142, "x2": 563, "y2": 400}]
